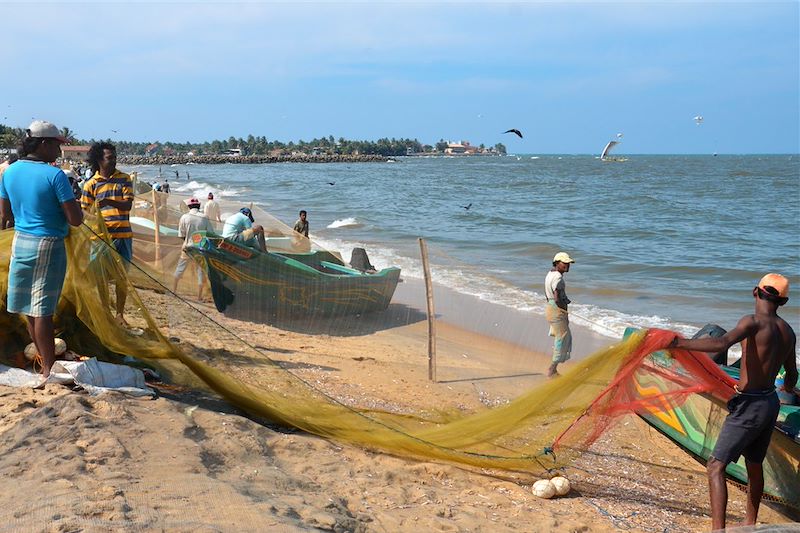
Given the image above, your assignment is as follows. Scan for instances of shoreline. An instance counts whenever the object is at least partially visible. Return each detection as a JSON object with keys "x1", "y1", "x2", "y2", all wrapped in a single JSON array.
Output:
[{"x1": 392, "y1": 277, "x2": 612, "y2": 363}]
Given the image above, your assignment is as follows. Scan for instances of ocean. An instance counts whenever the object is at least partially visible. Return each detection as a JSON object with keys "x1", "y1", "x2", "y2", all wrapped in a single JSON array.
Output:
[{"x1": 128, "y1": 155, "x2": 800, "y2": 357}]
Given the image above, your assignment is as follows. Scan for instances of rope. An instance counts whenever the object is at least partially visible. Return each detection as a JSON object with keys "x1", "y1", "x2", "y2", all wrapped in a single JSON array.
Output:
[
  {"x1": 585, "y1": 498, "x2": 637, "y2": 530},
  {"x1": 31, "y1": 352, "x2": 43, "y2": 375},
  {"x1": 728, "y1": 477, "x2": 797, "y2": 509}
]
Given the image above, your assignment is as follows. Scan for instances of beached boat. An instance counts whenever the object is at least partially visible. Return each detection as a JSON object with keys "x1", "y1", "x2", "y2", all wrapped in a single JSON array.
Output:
[
  {"x1": 600, "y1": 140, "x2": 628, "y2": 162},
  {"x1": 184, "y1": 233, "x2": 401, "y2": 321},
  {"x1": 623, "y1": 329, "x2": 799, "y2": 508}
]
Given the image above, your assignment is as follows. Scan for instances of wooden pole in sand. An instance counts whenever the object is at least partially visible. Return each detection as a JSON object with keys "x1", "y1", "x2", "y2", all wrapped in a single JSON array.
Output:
[
  {"x1": 152, "y1": 188, "x2": 162, "y2": 268},
  {"x1": 419, "y1": 237, "x2": 437, "y2": 382}
]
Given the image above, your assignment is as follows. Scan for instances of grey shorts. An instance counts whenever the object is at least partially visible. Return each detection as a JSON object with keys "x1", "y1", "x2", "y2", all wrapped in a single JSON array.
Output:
[{"x1": 711, "y1": 390, "x2": 780, "y2": 465}]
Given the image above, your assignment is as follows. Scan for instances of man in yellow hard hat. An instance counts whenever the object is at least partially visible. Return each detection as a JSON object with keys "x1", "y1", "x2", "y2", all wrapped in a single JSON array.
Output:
[{"x1": 544, "y1": 252, "x2": 575, "y2": 377}]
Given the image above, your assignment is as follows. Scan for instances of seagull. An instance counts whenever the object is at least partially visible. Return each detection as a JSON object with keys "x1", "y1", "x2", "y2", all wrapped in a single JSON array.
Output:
[
  {"x1": 460, "y1": 203, "x2": 472, "y2": 210},
  {"x1": 111, "y1": 129, "x2": 119, "y2": 133},
  {"x1": 327, "y1": 182, "x2": 336, "y2": 186},
  {"x1": 503, "y1": 129, "x2": 523, "y2": 139}
]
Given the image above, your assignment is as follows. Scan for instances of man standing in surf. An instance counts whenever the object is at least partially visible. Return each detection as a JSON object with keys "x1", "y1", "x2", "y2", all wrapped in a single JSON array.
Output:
[
  {"x1": 544, "y1": 252, "x2": 575, "y2": 377},
  {"x1": 293, "y1": 210, "x2": 309, "y2": 238},
  {"x1": 670, "y1": 273, "x2": 797, "y2": 530}
]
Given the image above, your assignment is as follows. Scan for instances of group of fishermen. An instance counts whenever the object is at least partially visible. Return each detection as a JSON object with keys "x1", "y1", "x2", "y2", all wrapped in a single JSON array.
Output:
[{"x1": 0, "y1": 119, "x2": 797, "y2": 531}]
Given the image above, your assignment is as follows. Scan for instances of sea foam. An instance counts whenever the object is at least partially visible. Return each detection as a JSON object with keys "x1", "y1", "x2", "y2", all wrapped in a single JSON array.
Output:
[{"x1": 327, "y1": 217, "x2": 362, "y2": 229}]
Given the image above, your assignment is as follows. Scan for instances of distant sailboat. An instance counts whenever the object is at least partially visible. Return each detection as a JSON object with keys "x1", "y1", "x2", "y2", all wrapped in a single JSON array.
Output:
[{"x1": 600, "y1": 140, "x2": 628, "y2": 162}]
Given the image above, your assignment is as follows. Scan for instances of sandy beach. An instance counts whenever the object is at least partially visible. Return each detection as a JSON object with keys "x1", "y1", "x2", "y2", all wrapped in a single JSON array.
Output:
[
  {"x1": 2, "y1": 0, "x2": 798, "y2": 529},
  {"x1": 0, "y1": 282, "x2": 796, "y2": 532}
]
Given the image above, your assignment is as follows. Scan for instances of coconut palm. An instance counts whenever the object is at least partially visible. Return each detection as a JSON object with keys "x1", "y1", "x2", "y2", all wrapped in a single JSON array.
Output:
[{"x1": 60, "y1": 126, "x2": 76, "y2": 144}]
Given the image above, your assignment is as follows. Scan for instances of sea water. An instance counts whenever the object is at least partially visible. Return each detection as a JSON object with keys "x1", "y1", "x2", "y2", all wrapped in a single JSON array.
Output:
[{"x1": 130, "y1": 155, "x2": 800, "y2": 354}]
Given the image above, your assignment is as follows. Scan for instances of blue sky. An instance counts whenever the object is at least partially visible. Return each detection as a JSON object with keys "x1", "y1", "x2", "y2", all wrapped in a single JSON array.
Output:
[{"x1": 2, "y1": 1, "x2": 798, "y2": 153}]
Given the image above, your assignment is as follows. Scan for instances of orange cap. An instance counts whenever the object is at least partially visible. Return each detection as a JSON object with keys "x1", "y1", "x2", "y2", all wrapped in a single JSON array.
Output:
[{"x1": 758, "y1": 273, "x2": 789, "y2": 298}]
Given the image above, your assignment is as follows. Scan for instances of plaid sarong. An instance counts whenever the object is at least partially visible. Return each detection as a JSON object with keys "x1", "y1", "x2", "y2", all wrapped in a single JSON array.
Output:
[{"x1": 7, "y1": 231, "x2": 67, "y2": 317}]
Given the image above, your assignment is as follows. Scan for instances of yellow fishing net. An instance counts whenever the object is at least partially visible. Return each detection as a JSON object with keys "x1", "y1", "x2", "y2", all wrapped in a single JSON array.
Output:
[{"x1": 0, "y1": 186, "x2": 797, "y2": 509}]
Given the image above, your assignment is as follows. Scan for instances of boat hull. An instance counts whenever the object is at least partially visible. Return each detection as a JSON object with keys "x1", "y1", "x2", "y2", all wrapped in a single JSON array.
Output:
[
  {"x1": 627, "y1": 339, "x2": 799, "y2": 509},
  {"x1": 185, "y1": 234, "x2": 401, "y2": 321}
]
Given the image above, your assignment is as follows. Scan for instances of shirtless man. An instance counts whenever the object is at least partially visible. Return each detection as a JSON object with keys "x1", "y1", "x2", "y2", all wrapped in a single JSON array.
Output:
[{"x1": 670, "y1": 273, "x2": 797, "y2": 530}]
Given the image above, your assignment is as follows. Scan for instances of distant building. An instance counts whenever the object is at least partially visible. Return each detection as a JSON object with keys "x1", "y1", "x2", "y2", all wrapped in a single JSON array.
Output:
[
  {"x1": 445, "y1": 142, "x2": 466, "y2": 155},
  {"x1": 222, "y1": 148, "x2": 242, "y2": 157},
  {"x1": 60, "y1": 145, "x2": 90, "y2": 162}
]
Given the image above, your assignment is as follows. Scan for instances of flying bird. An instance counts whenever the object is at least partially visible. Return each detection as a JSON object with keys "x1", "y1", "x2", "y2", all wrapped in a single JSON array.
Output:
[
  {"x1": 503, "y1": 129, "x2": 523, "y2": 139},
  {"x1": 460, "y1": 203, "x2": 472, "y2": 210},
  {"x1": 327, "y1": 182, "x2": 336, "y2": 186},
  {"x1": 111, "y1": 129, "x2": 119, "y2": 133},
  {"x1": 694, "y1": 115, "x2": 704, "y2": 126}
]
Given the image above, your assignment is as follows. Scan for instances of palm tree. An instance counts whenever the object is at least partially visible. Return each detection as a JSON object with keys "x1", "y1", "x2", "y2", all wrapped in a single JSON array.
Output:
[{"x1": 60, "y1": 126, "x2": 76, "y2": 144}]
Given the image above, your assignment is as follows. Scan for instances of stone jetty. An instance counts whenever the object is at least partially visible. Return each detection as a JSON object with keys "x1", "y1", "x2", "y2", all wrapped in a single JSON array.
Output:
[{"x1": 118, "y1": 154, "x2": 386, "y2": 165}]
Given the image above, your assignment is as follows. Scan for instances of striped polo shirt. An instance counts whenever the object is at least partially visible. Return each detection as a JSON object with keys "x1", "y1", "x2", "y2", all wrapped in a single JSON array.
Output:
[{"x1": 81, "y1": 170, "x2": 134, "y2": 239}]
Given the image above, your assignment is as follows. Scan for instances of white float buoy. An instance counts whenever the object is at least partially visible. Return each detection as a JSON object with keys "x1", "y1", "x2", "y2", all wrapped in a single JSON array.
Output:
[
  {"x1": 550, "y1": 476, "x2": 571, "y2": 496},
  {"x1": 532, "y1": 479, "x2": 556, "y2": 499}
]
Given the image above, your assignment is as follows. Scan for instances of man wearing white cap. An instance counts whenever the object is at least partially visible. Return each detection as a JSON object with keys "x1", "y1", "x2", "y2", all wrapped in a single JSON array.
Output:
[
  {"x1": 544, "y1": 252, "x2": 575, "y2": 377},
  {"x1": 0, "y1": 120, "x2": 84, "y2": 381},
  {"x1": 173, "y1": 197, "x2": 213, "y2": 300}
]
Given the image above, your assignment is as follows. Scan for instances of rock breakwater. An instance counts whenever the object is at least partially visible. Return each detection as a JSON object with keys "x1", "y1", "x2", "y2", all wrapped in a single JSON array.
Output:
[{"x1": 118, "y1": 154, "x2": 386, "y2": 165}]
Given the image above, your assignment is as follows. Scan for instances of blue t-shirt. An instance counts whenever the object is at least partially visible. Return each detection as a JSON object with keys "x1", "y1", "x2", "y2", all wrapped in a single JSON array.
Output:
[
  {"x1": 0, "y1": 160, "x2": 75, "y2": 237},
  {"x1": 222, "y1": 212, "x2": 253, "y2": 239}
]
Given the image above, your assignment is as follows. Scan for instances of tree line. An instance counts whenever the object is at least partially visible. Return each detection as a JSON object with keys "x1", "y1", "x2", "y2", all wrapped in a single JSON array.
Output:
[{"x1": 0, "y1": 124, "x2": 506, "y2": 157}]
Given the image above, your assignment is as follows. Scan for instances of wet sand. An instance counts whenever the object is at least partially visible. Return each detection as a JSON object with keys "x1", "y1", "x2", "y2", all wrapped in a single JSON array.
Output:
[{"x1": 0, "y1": 285, "x2": 796, "y2": 531}]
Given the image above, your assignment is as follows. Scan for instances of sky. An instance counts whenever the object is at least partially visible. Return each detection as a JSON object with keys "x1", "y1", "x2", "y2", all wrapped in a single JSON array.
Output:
[{"x1": 2, "y1": 1, "x2": 798, "y2": 154}]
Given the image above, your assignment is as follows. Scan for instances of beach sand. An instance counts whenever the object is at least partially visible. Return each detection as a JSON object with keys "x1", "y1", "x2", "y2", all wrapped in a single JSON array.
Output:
[{"x1": 0, "y1": 286, "x2": 796, "y2": 532}]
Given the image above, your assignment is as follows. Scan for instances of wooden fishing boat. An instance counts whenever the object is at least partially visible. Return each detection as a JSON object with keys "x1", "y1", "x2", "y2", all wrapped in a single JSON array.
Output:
[
  {"x1": 184, "y1": 233, "x2": 401, "y2": 321},
  {"x1": 623, "y1": 328, "x2": 799, "y2": 509}
]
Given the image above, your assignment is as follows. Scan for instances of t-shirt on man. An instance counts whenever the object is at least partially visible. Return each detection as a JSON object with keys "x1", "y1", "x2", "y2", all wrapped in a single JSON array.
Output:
[
  {"x1": 0, "y1": 160, "x2": 75, "y2": 237},
  {"x1": 179, "y1": 208, "x2": 212, "y2": 247},
  {"x1": 204, "y1": 199, "x2": 221, "y2": 222},
  {"x1": 544, "y1": 270, "x2": 568, "y2": 306},
  {"x1": 80, "y1": 170, "x2": 134, "y2": 241},
  {"x1": 222, "y1": 211, "x2": 253, "y2": 240}
]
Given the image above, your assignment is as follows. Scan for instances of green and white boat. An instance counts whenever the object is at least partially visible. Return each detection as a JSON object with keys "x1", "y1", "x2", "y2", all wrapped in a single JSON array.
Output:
[{"x1": 185, "y1": 233, "x2": 401, "y2": 321}]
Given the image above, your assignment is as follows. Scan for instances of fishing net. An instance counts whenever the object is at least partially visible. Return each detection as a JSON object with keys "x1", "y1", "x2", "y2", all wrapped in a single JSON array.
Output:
[{"x1": 0, "y1": 178, "x2": 797, "y2": 510}]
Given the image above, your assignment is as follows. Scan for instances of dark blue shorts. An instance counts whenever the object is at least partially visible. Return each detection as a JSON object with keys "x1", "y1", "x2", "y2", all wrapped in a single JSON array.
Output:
[
  {"x1": 112, "y1": 238, "x2": 133, "y2": 263},
  {"x1": 711, "y1": 390, "x2": 780, "y2": 465},
  {"x1": 90, "y1": 237, "x2": 132, "y2": 270}
]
